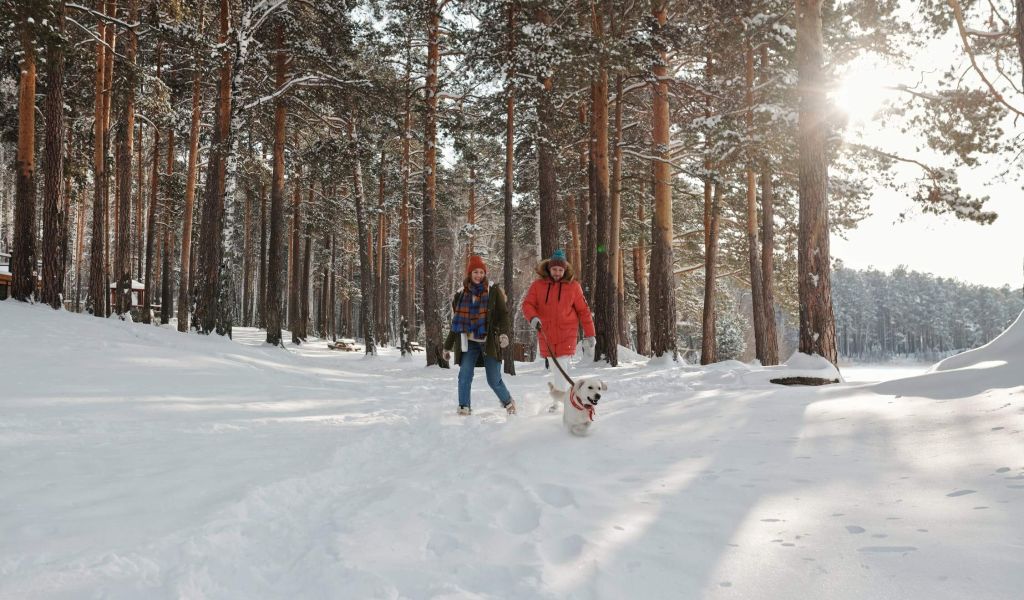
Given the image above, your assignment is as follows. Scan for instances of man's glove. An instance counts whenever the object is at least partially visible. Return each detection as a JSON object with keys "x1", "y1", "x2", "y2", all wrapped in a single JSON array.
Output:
[
  {"x1": 530, "y1": 317, "x2": 542, "y2": 331},
  {"x1": 443, "y1": 351, "x2": 451, "y2": 362},
  {"x1": 584, "y1": 336, "x2": 596, "y2": 351},
  {"x1": 499, "y1": 334, "x2": 510, "y2": 349}
]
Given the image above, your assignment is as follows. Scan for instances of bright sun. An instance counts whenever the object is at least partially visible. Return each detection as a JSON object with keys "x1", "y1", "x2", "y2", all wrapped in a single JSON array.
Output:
[{"x1": 832, "y1": 59, "x2": 902, "y2": 126}]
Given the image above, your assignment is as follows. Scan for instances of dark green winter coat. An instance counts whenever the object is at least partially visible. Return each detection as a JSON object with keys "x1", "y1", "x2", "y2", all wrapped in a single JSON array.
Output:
[{"x1": 443, "y1": 283, "x2": 511, "y2": 367}]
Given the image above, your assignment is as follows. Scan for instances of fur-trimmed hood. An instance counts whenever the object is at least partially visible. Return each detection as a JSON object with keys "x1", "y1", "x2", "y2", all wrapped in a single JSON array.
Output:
[{"x1": 534, "y1": 258, "x2": 576, "y2": 282}]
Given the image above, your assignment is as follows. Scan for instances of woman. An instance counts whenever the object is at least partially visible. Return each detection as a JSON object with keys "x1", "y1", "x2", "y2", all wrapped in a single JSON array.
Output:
[
  {"x1": 443, "y1": 255, "x2": 516, "y2": 416},
  {"x1": 522, "y1": 249, "x2": 596, "y2": 412}
]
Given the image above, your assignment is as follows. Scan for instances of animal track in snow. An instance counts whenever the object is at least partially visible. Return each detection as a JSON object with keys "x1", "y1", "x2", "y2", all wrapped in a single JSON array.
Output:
[
  {"x1": 857, "y1": 546, "x2": 918, "y2": 553},
  {"x1": 541, "y1": 534, "x2": 585, "y2": 564},
  {"x1": 946, "y1": 489, "x2": 976, "y2": 497},
  {"x1": 498, "y1": 495, "x2": 541, "y2": 535},
  {"x1": 534, "y1": 483, "x2": 576, "y2": 508}
]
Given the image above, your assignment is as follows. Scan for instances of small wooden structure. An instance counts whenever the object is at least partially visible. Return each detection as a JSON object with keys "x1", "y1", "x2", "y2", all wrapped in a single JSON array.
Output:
[
  {"x1": 0, "y1": 252, "x2": 10, "y2": 300},
  {"x1": 109, "y1": 279, "x2": 146, "y2": 309}
]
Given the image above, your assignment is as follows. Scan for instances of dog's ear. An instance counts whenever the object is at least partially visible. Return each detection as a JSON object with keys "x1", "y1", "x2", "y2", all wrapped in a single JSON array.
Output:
[{"x1": 600, "y1": 381, "x2": 608, "y2": 391}]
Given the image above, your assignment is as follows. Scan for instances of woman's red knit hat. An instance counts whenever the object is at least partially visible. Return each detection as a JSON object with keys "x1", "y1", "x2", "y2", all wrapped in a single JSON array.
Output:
[{"x1": 466, "y1": 255, "x2": 487, "y2": 275}]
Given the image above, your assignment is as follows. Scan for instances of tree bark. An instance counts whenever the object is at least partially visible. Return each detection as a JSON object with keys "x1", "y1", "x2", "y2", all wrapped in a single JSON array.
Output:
[
  {"x1": 377, "y1": 150, "x2": 390, "y2": 345},
  {"x1": 12, "y1": 22, "x2": 37, "y2": 302},
  {"x1": 422, "y1": 0, "x2": 446, "y2": 367},
  {"x1": 87, "y1": 0, "x2": 109, "y2": 315},
  {"x1": 796, "y1": 0, "x2": 838, "y2": 365},
  {"x1": 114, "y1": 0, "x2": 138, "y2": 317},
  {"x1": 350, "y1": 120, "x2": 376, "y2": 355},
  {"x1": 242, "y1": 181, "x2": 254, "y2": 327},
  {"x1": 398, "y1": 36, "x2": 414, "y2": 350},
  {"x1": 193, "y1": 0, "x2": 232, "y2": 334},
  {"x1": 265, "y1": 25, "x2": 288, "y2": 346},
  {"x1": 289, "y1": 151, "x2": 303, "y2": 344},
  {"x1": 177, "y1": 46, "x2": 202, "y2": 331},
  {"x1": 744, "y1": 40, "x2": 768, "y2": 361},
  {"x1": 161, "y1": 130, "x2": 174, "y2": 324},
  {"x1": 590, "y1": 16, "x2": 616, "y2": 365},
  {"x1": 759, "y1": 46, "x2": 780, "y2": 365},
  {"x1": 258, "y1": 172, "x2": 267, "y2": 328},
  {"x1": 633, "y1": 206, "x2": 651, "y2": 356},
  {"x1": 502, "y1": 0, "x2": 517, "y2": 376},
  {"x1": 535, "y1": 7, "x2": 559, "y2": 260},
  {"x1": 649, "y1": 1, "x2": 677, "y2": 359},
  {"x1": 701, "y1": 183, "x2": 722, "y2": 365},
  {"x1": 41, "y1": 1, "x2": 68, "y2": 309}
]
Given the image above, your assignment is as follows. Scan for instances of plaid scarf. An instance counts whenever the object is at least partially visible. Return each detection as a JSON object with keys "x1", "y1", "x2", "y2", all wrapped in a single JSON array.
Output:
[{"x1": 452, "y1": 281, "x2": 489, "y2": 339}]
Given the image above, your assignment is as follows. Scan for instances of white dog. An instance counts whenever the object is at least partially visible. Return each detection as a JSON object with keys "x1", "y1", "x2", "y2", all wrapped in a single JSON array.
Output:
[{"x1": 550, "y1": 377, "x2": 607, "y2": 436}]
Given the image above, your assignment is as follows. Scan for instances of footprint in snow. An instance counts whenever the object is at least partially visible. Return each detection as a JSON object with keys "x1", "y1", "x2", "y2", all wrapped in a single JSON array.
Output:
[
  {"x1": 535, "y1": 483, "x2": 577, "y2": 508},
  {"x1": 857, "y1": 546, "x2": 918, "y2": 553},
  {"x1": 946, "y1": 489, "x2": 977, "y2": 497},
  {"x1": 846, "y1": 526, "x2": 866, "y2": 534},
  {"x1": 541, "y1": 534, "x2": 586, "y2": 564},
  {"x1": 498, "y1": 495, "x2": 542, "y2": 534}
]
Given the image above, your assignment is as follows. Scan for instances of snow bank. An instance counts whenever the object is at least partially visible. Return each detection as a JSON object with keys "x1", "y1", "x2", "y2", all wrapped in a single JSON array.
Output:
[{"x1": 2, "y1": 301, "x2": 1023, "y2": 599}]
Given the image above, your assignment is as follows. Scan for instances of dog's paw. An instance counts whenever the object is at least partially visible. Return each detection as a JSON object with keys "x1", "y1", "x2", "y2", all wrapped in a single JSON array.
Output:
[{"x1": 569, "y1": 423, "x2": 591, "y2": 437}]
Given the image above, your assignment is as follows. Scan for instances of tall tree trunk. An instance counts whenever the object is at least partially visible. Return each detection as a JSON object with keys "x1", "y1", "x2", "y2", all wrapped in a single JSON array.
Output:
[
  {"x1": 759, "y1": 47, "x2": 780, "y2": 365},
  {"x1": 114, "y1": 0, "x2": 138, "y2": 317},
  {"x1": 701, "y1": 183, "x2": 722, "y2": 364},
  {"x1": 41, "y1": 1, "x2": 68, "y2": 309},
  {"x1": 193, "y1": 0, "x2": 232, "y2": 334},
  {"x1": 87, "y1": 0, "x2": 109, "y2": 315},
  {"x1": 609, "y1": 73, "x2": 625, "y2": 359},
  {"x1": 633, "y1": 199, "x2": 651, "y2": 356},
  {"x1": 422, "y1": 0, "x2": 446, "y2": 367},
  {"x1": 258, "y1": 173, "x2": 267, "y2": 328},
  {"x1": 142, "y1": 41, "x2": 162, "y2": 323},
  {"x1": 590, "y1": 8, "x2": 616, "y2": 365},
  {"x1": 744, "y1": 40, "x2": 767, "y2": 361},
  {"x1": 242, "y1": 182, "x2": 253, "y2": 327},
  {"x1": 135, "y1": 125, "x2": 144, "y2": 281},
  {"x1": 796, "y1": 0, "x2": 838, "y2": 365},
  {"x1": 535, "y1": 7, "x2": 559, "y2": 260},
  {"x1": 649, "y1": 1, "x2": 677, "y2": 359},
  {"x1": 577, "y1": 102, "x2": 590, "y2": 282},
  {"x1": 566, "y1": 193, "x2": 581, "y2": 271},
  {"x1": 350, "y1": 120, "x2": 376, "y2": 355},
  {"x1": 289, "y1": 155, "x2": 303, "y2": 343},
  {"x1": 265, "y1": 25, "x2": 288, "y2": 346},
  {"x1": 376, "y1": 151, "x2": 389, "y2": 345},
  {"x1": 301, "y1": 220, "x2": 312, "y2": 341},
  {"x1": 161, "y1": 130, "x2": 174, "y2": 324},
  {"x1": 102, "y1": 0, "x2": 116, "y2": 316},
  {"x1": 177, "y1": 15, "x2": 203, "y2": 331},
  {"x1": 502, "y1": 0, "x2": 517, "y2": 376},
  {"x1": 12, "y1": 21, "x2": 37, "y2": 302},
  {"x1": 398, "y1": 36, "x2": 414, "y2": 350}
]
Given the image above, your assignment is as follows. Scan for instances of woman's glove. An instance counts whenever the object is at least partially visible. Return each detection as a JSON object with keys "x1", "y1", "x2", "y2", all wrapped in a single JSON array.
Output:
[
  {"x1": 584, "y1": 336, "x2": 596, "y2": 351},
  {"x1": 530, "y1": 317, "x2": 542, "y2": 331},
  {"x1": 499, "y1": 334, "x2": 510, "y2": 349}
]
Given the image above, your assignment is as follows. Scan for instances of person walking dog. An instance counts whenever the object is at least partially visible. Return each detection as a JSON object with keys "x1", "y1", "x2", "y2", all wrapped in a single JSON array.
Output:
[
  {"x1": 444, "y1": 255, "x2": 517, "y2": 416},
  {"x1": 522, "y1": 249, "x2": 596, "y2": 412}
]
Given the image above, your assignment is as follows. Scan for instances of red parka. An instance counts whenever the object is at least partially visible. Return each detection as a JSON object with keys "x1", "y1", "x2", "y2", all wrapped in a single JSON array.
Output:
[{"x1": 522, "y1": 259, "x2": 596, "y2": 358}]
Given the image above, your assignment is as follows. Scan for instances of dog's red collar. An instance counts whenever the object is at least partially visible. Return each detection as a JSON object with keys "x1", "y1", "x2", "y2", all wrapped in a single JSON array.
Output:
[{"x1": 569, "y1": 388, "x2": 595, "y2": 421}]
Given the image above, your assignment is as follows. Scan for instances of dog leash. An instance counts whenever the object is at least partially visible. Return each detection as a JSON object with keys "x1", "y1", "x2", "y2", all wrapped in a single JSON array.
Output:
[{"x1": 537, "y1": 326, "x2": 575, "y2": 388}]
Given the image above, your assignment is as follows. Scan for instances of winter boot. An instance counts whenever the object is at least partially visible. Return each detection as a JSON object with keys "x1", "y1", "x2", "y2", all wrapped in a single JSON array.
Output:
[
  {"x1": 503, "y1": 399, "x2": 517, "y2": 415},
  {"x1": 458, "y1": 406, "x2": 472, "y2": 416}
]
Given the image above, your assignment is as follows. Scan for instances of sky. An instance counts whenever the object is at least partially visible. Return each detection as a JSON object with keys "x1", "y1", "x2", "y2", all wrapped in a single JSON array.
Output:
[{"x1": 829, "y1": 23, "x2": 1023, "y2": 290}]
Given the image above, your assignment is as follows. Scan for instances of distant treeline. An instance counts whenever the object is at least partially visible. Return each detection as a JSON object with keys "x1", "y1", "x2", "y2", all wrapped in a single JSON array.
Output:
[{"x1": 831, "y1": 264, "x2": 1023, "y2": 362}]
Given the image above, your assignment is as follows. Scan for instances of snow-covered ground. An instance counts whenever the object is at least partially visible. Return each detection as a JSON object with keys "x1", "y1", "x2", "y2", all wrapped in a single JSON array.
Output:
[{"x1": 1, "y1": 300, "x2": 1022, "y2": 599}]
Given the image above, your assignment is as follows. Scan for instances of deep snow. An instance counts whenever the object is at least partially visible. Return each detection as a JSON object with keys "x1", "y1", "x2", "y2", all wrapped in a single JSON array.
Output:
[{"x1": 1, "y1": 301, "x2": 1022, "y2": 599}]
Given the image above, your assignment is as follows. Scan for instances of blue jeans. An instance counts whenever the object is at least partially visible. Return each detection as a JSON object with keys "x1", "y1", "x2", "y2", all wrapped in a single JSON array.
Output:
[{"x1": 458, "y1": 341, "x2": 513, "y2": 409}]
